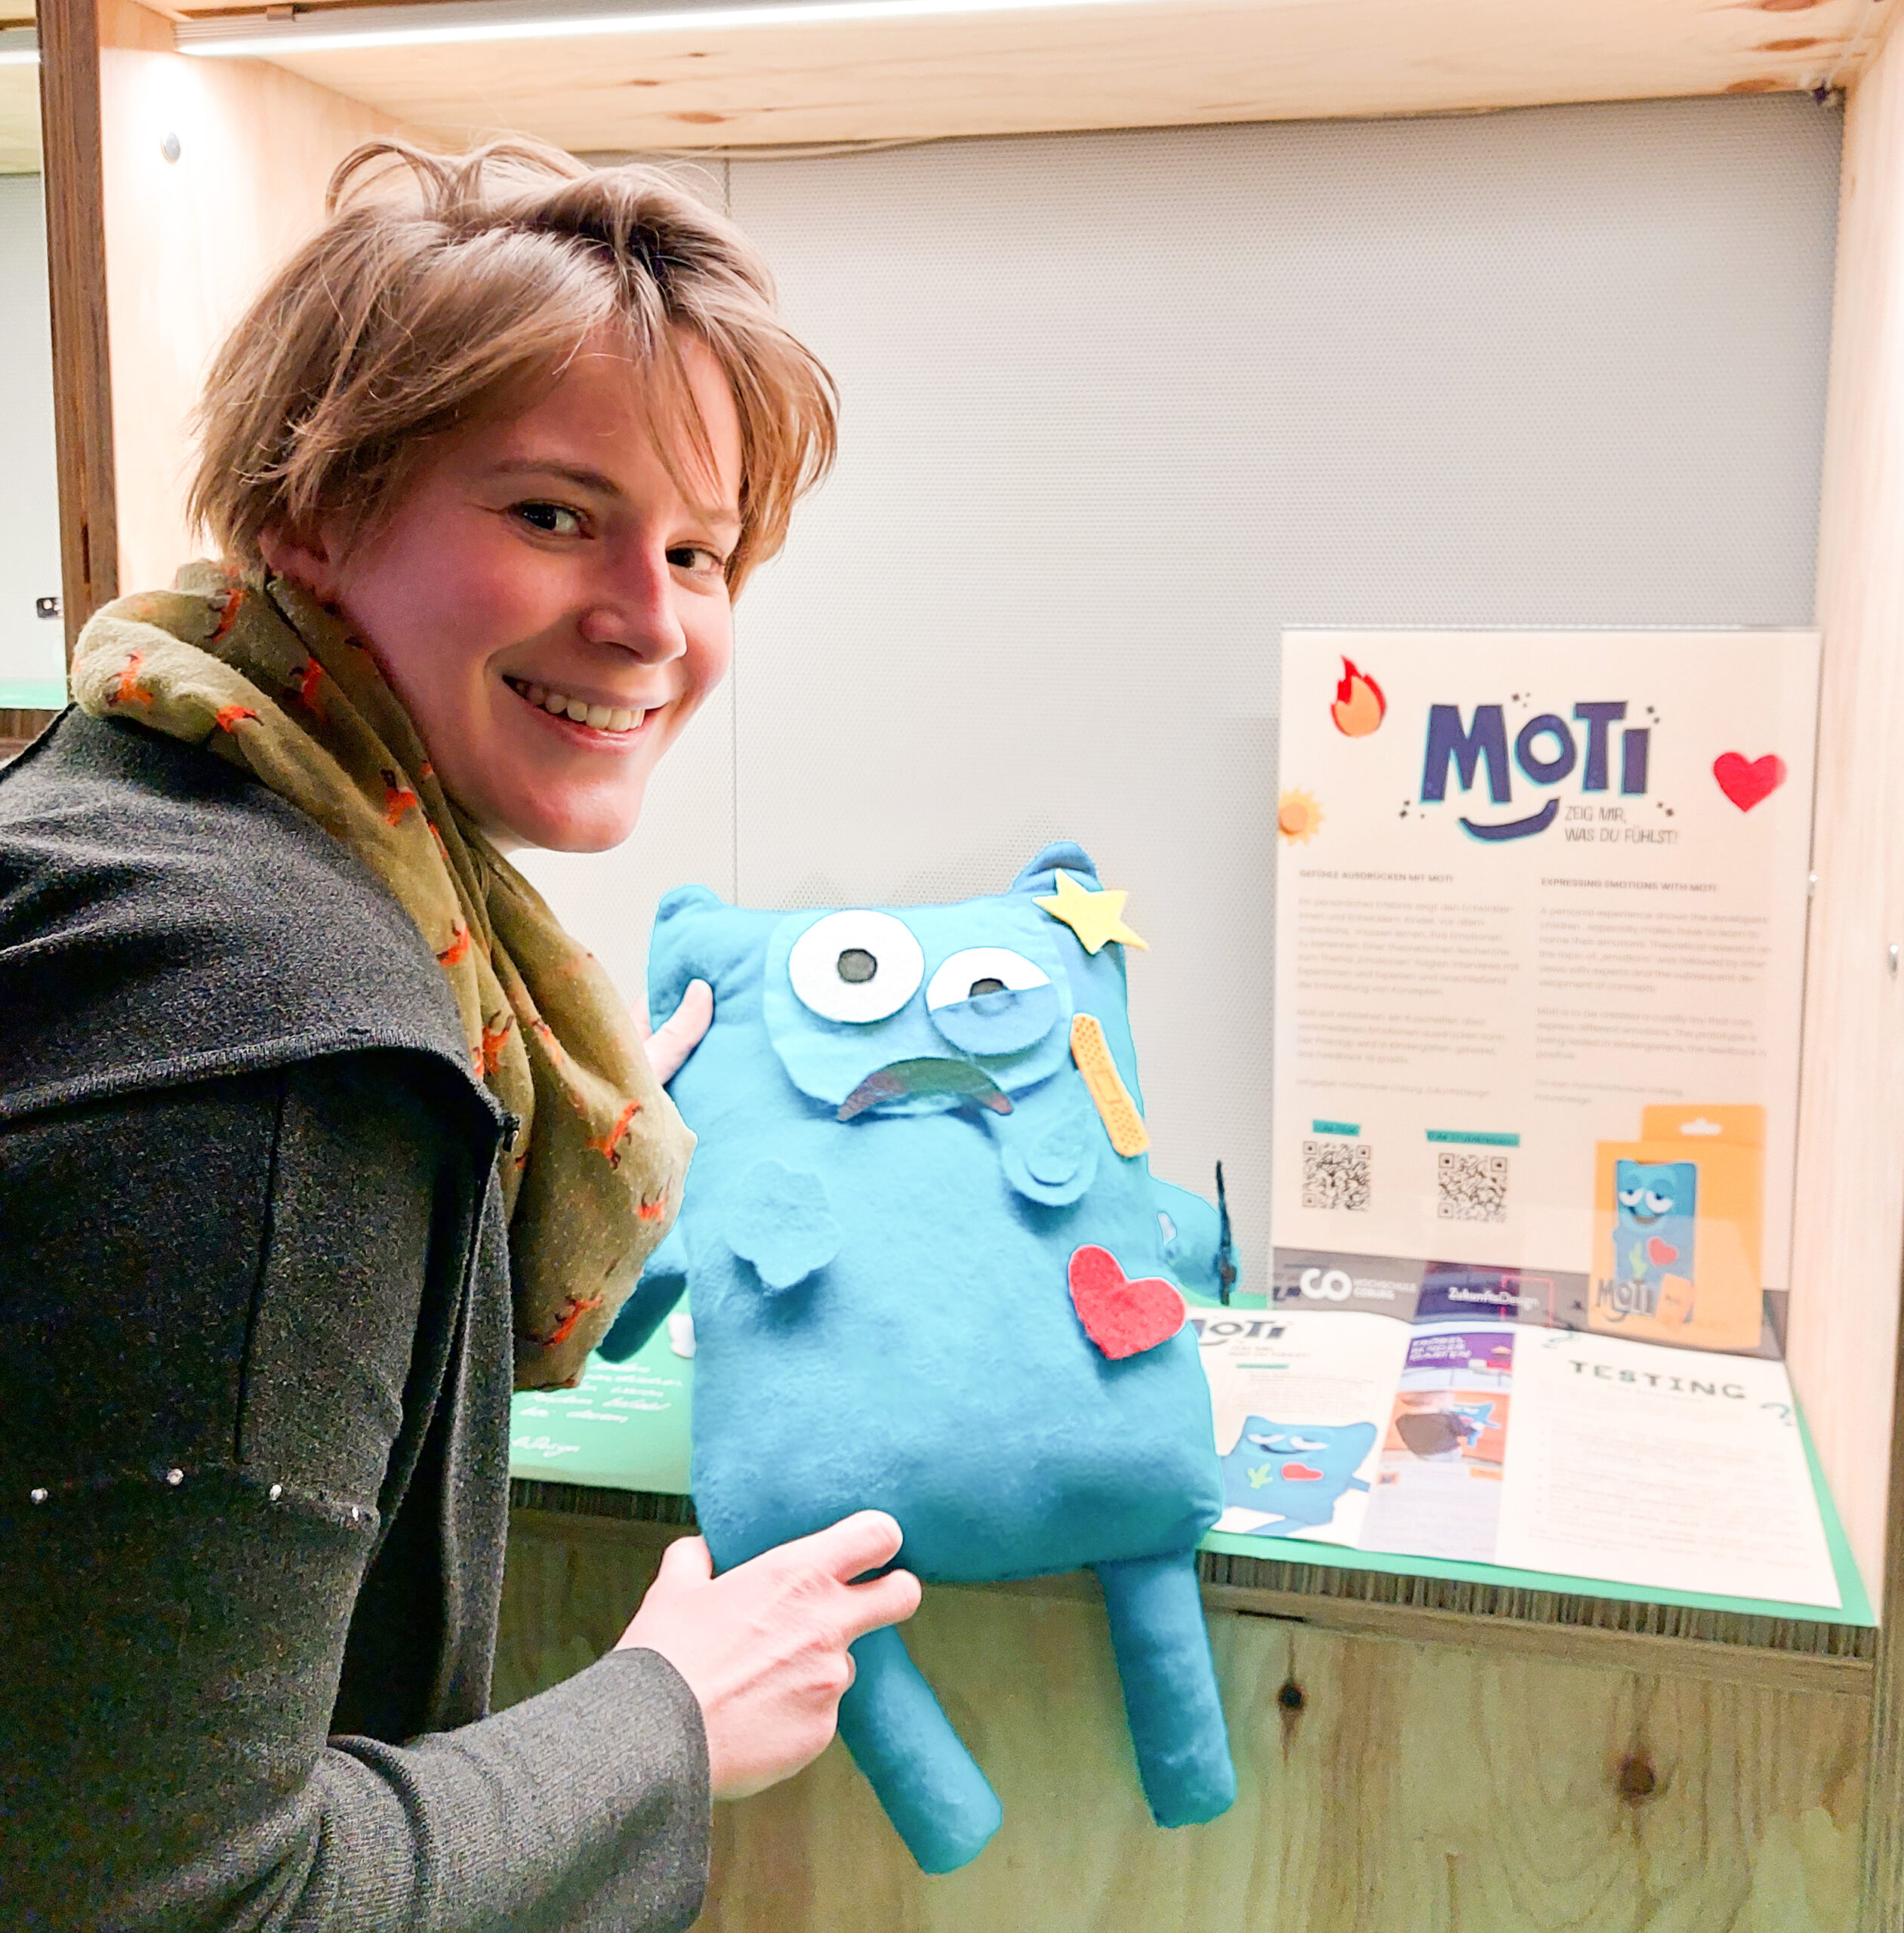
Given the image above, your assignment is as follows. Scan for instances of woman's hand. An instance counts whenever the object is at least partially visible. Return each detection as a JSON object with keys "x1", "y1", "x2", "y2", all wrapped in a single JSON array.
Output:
[
  {"x1": 637, "y1": 978, "x2": 713, "y2": 1085},
  {"x1": 617, "y1": 1512, "x2": 922, "y2": 1800}
]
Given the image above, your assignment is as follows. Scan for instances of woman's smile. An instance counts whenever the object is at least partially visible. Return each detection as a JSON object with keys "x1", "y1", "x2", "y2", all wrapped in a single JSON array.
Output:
[{"x1": 504, "y1": 674, "x2": 656, "y2": 742}]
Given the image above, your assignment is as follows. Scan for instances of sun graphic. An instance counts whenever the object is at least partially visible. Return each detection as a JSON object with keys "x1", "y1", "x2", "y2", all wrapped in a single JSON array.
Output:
[{"x1": 1278, "y1": 788, "x2": 1324, "y2": 843}]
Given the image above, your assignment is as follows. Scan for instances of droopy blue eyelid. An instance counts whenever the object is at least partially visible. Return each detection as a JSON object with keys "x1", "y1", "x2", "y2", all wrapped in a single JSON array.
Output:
[{"x1": 924, "y1": 947, "x2": 1051, "y2": 1010}]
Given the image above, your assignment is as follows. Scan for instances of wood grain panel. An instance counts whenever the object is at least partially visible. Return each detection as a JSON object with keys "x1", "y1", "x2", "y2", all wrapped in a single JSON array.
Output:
[
  {"x1": 229, "y1": 0, "x2": 1887, "y2": 157},
  {"x1": 497, "y1": 1509, "x2": 1869, "y2": 1932},
  {"x1": 1849, "y1": 0, "x2": 1904, "y2": 1807},
  {"x1": 36, "y1": 0, "x2": 115, "y2": 646},
  {"x1": 1788, "y1": 2, "x2": 1904, "y2": 1617},
  {"x1": 97, "y1": 0, "x2": 406, "y2": 594}
]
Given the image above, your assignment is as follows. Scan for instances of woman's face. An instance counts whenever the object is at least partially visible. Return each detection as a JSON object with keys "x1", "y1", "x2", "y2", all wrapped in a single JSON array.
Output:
[{"x1": 261, "y1": 330, "x2": 744, "y2": 852}]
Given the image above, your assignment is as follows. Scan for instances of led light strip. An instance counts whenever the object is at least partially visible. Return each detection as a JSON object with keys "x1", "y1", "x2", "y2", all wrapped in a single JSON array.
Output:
[
  {"x1": 174, "y1": 0, "x2": 1164, "y2": 58},
  {"x1": 0, "y1": 26, "x2": 39, "y2": 66}
]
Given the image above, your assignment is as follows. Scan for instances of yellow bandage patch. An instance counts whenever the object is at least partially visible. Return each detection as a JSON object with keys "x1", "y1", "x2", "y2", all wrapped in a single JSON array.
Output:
[{"x1": 1071, "y1": 1013, "x2": 1150, "y2": 1158}]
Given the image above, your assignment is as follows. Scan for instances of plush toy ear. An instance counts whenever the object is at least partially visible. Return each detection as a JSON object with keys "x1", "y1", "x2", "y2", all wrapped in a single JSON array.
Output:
[
  {"x1": 723, "y1": 1160, "x2": 843, "y2": 1290},
  {"x1": 648, "y1": 883, "x2": 732, "y2": 1028},
  {"x1": 1009, "y1": 842, "x2": 1100, "y2": 897},
  {"x1": 655, "y1": 883, "x2": 728, "y2": 921}
]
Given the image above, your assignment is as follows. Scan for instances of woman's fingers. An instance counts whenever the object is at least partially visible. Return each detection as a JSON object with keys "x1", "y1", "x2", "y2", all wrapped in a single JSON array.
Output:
[
  {"x1": 786, "y1": 1509, "x2": 906, "y2": 1584},
  {"x1": 657, "y1": 1532, "x2": 716, "y2": 1587},
  {"x1": 612, "y1": 1511, "x2": 921, "y2": 1798},
  {"x1": 838, "y1": 1567, "x2": 923, "y2": 1644},
  {"x1": 642, "y1": 979, "x2": 713, "y2": 1085}
]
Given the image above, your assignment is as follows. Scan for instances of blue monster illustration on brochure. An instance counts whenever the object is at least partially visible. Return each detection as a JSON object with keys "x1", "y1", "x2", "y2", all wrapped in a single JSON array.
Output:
[{"x1": 1215, "y1": 1418, "x2": 1378, "y2": 1532}]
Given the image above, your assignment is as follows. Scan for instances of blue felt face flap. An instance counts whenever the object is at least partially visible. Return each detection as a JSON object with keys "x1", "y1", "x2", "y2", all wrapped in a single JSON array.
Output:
[{"x1": 722, "y1": 1159, "x2": 843, "y2": 1290}]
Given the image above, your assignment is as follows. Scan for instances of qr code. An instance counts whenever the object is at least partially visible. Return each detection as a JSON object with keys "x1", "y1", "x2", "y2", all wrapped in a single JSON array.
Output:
[
  {"x1": 1437, "y1": 1151, "x2": 1509, "y2": 1223},
  {"x1": 1302, "y1": 1139, "x2": 1371, "y2": 1211}
]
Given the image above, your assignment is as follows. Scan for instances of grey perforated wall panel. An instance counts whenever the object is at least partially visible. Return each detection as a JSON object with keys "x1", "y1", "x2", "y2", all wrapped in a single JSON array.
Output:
[{"x1": 519, "y1": 96, "x2": 1841, "y2": 1269}]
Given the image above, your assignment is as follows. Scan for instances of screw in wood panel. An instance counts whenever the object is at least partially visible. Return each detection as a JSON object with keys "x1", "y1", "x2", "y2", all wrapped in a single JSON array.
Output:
[{"x1": 159, "y1": 131, "x2": 180, "y2": 165}]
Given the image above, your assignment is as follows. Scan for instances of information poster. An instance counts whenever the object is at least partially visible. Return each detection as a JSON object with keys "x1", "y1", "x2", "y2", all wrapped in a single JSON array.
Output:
[{"x1": 1271, "y1": 629, "x2": 1819, "y2": 1354}]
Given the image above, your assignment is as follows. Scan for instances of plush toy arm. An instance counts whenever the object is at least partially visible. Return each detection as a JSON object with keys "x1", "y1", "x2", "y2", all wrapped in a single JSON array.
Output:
[
  {"x1": 1152, "y1": 1179, "x2": 1241, "y2": 1301},
  {"x1": 596, "y1": 1227, "x2": 691, "y2": 1364}
]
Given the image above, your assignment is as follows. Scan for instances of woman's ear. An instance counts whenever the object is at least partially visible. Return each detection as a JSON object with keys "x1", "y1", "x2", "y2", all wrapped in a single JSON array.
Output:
[{"x1": 257, "y1": 520, "x2": 345, "y2": 602}]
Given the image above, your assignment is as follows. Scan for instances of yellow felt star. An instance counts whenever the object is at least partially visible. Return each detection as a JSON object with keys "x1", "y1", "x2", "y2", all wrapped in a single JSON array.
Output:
[{"x1": 1036, "y1": 870, "x2": 1149, "y2": 954}]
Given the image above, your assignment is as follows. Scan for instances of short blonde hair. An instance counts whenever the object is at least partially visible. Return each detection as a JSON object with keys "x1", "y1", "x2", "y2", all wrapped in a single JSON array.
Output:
[{"x1": 189, "y1": 138, "x2": 836, "y2": 590}]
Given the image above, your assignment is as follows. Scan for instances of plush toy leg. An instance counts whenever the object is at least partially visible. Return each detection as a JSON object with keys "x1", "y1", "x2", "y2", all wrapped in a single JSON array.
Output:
[
  {"x1": 834, "y1": 1623, "x2": 1003, "y2": 1873},
  {"x1": 1094, "y1": 1551, "x2": 1237, "y2": 1826}
]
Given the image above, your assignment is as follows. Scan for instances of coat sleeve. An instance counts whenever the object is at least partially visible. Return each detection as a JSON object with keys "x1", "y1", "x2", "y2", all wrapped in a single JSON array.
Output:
[{"x1": 0, "y1": 1057, "x2": 710, "y2": 1933}]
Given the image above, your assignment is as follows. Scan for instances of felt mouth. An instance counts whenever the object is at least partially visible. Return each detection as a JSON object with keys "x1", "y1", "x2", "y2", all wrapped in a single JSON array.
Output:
[{"x1": 836, "y1": 1058, "x2": 1014, "y2": 1122}]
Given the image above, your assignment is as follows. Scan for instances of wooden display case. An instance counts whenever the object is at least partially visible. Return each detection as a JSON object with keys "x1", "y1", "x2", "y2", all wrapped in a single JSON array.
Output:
[{"x1": 28, "y1": 0, "x2": 1904, "y2": 1921}]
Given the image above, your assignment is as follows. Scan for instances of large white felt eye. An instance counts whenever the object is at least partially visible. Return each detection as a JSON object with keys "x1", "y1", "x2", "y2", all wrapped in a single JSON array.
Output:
[
  {"x1": 787, "y1": 910, "x2": 925, "y2": 1023},
  {"x1": 926, "y1": 948, "x2": 1051, "y2": 1009}
]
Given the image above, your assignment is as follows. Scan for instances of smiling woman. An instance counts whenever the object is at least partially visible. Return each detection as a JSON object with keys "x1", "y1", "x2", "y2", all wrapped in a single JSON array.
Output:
[
  {"x1": 0, "y1": 140, "x2": 924, "y2": 1933},
  {"x1": 256, "y1": 333, "x2": 747, "y2": 852}
]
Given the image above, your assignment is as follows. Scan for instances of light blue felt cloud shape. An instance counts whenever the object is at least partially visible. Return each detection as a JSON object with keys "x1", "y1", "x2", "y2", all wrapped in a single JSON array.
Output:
[
  {"x1": 721, "y1": 1158, "x2": 843, "y2": 1290},
  {"x1": 763, "y1": 896, "x2": 1075, "y2": 1108}
]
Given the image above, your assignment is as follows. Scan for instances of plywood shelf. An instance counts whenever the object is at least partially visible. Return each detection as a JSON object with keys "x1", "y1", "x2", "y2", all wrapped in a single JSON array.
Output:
[
  {"x1": 163, "y1": 0, "x2": 1896, "y2": 156},
  {"x1": 508, "y1": 1481, "x2": 1879, "y2": 1695}
]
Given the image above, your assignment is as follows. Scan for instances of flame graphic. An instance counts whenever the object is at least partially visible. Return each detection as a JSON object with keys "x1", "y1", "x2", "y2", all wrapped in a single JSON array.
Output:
[{"x1": 1330, "y1": 658, "x2": 1385, "y2": 737}]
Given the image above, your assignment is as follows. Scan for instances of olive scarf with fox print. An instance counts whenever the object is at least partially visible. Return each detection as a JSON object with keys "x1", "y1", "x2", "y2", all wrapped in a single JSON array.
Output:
[{"x1": 72, "y1": 562, "x2": 694, "y2": 1390}]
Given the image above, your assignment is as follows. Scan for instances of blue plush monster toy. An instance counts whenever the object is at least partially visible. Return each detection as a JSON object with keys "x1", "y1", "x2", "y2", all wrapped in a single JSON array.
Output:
[
  {"x1": 599, "y1": 843, "x2": 1237, "y2": 1872},
  {"x1": 1218, "y1": 1419, "x2": 1377, "y2": 1532}
]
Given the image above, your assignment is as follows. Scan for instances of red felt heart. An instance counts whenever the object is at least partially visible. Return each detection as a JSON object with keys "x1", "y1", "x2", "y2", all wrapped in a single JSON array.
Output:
[
  {"x1": 1280, "y1": 1462, "x2": 1324, "y2": 1482},
  {"x1": 1647, "y1": 1236, "x2": 1679, "y2": 1267},
  {"x1": 1068, "y1": 1245, "x2": 1186, "y2": 1360},
  {"x1": 1713, "y1": 751, "x2": 1786, "y2": 812}
]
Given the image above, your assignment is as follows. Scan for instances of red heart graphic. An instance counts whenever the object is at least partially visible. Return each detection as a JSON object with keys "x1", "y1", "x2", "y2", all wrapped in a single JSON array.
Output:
[
  {"x1": 1648, "y1": 1236, "x2": 1678, "y2": 1267},
  {"x1": 1280, "y1": 1462, "x2": 1324, "y2": 1482},
  {"x1": 1713, "y1": 752, "x2": 1786, "y2": 812},
  {"x1": 1068, "y1": 1245, "x2": 1186, "y2": 1360}
]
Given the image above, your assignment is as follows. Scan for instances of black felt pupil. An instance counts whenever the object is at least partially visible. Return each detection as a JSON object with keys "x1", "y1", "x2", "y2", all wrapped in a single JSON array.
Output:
[
  {"x1": 969, "y1": 977, "x2": 1006, "y2": 997},
  {"x1": 836, "y1": 948, "x2": 878, "y2": 984}
]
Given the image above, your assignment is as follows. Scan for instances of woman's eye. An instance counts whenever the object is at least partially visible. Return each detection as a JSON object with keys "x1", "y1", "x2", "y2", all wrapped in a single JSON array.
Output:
[
  {"x1": 513, "y1": 501, "x2": 584, "y2": 538},
  {"x1": 667, "y1": 544, "x2": 726, "y2": 576}
]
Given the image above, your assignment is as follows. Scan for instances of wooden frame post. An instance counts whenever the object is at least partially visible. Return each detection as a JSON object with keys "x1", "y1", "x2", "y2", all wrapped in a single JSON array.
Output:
[{"x1": 35, "y1": 0, "x2": 116, "y2": 652}]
